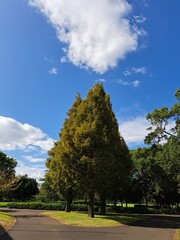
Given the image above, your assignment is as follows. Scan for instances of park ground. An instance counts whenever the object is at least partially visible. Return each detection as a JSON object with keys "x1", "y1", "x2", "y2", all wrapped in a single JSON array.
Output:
[{"x1": 0, "y1": 208, "x2": 179, "y2": 240}]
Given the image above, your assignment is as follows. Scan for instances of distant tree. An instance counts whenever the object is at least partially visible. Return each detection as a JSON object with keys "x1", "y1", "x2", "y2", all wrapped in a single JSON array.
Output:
[
  {"x1": 130, "y1": 142, "x2": 180, "y2": 207},
  {"x1": 145, "y1": 88, "x2": 180, "y2": 144},
  {"x1": 37, "y1": 178, "x2": 59, "y2": 201},
  {"x1": 154, "y1": 137, "x2": 180, "y2": 207},
  {"x1": 8, "y1": 175, "x2": 39, "y2": 201},
  {"x1": 130, "y1": 147, "x2": 157, "y2": 206}
]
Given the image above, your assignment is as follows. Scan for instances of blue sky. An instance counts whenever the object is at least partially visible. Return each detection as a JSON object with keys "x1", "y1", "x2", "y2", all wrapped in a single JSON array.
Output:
[{"x1": 0, "y1": 0, "x2": 179, "y2": 181}]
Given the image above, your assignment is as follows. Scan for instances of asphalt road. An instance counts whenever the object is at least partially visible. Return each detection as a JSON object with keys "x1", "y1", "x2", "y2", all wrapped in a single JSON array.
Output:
[{"x1": 0, "y1": 209, "x2": 179, "y2": 240}]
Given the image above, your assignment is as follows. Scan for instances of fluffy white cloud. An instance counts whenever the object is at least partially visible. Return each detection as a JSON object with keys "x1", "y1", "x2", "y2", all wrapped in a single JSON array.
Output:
[
  {"x1": 29, "y1": 0, "x2": 141, "y2": 73},
  {"x1": 119, "y1": 116, "x2": 150, "y2": 144},
  {"x1": 16, "y1": 163, "x2": 46, "y2": 181},
  {"x1": 0, "y1": 116, "x2": 54, "y2": 151}
]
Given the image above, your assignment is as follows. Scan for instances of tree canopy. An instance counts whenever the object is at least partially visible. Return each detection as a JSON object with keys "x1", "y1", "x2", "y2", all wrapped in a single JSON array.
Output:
[
  {"x1": 46, "y1": 83, "x2": 131, "y2": 217},
  {"x1": 145, "y1": 88, "x2": 180, "y2": 144},
  {"x1": 0, "y1": 152, "x2": 17, "y2": 193}
]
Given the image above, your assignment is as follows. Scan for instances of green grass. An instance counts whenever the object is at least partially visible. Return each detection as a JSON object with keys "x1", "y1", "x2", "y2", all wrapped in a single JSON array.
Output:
[
  {"x1": 0, "y1": 202, "x2": 9, "y2": 207},
  {"x1": 0, "y1": 212, "x2": 14, "y2": 235},
  {"x1": 44, "y1": 211, "x2": 148, "y2": 227}
]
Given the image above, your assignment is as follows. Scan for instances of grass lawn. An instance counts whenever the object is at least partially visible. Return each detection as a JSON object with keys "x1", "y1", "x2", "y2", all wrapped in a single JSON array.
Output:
[
  {"x1": 44, "y1": 211, "x2": 148, "y2": 227},
  {"x1": 0, "y1": 212, "x2": 14, "y2": 235},
  {"x1": 0, "y1": 202, "x2": 9, "y2": 208}
]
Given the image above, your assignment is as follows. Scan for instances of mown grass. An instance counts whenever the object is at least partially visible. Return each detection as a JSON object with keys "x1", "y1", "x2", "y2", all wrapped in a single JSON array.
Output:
[
  {"x1": 0, "y1": 202, "x2": 9, "y2": 208},
  {"x1": 0, "y1": 212, "x2": 14, "y2": 235},
  {"x1": 44, "y1": 211, "x2": 148, "y2": 227}
]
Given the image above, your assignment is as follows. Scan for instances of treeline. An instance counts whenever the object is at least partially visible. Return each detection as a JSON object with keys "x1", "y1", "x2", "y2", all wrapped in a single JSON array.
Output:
[
  {"x1": 40, "y1": 85, "x2": 179, "y2": 217},
  {"x1": 0, "y1": 85, "x2": 179, "y2": 217}
]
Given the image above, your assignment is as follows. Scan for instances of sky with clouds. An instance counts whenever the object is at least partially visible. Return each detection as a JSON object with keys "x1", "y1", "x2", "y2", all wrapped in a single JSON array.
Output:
[{"x1": 0, "y1": 0, "x2": 179, "y2": 181}]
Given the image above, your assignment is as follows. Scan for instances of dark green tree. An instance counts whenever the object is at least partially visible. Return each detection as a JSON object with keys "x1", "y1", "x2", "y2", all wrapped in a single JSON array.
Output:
[
  {"x1": 37, "y1": 178, "x2": 59, "y2": 201},
  {"x1": 8, "y1": 175, "x2": 39, "y2": 201},
  {"x1": 0, "y1": 152, "x2": 17, "y2": 197},
  {"x1": 154, "y1": 137, "x2": 180, "y2": 207}
]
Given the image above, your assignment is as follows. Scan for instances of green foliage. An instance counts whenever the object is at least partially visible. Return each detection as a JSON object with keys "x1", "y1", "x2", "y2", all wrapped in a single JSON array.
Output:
[
  {"x1": 0, "y1": 152, "x2": 17, "y2": 197},
  {"x1": 8, "y1": 175, "x2": 39, "y2": 201},
  {"x1": 145, "y1": 88, "x2": 180, "y2": 144},
  {"x1": 0, "y1": 202, "x2": 8, "y2": 207},
  {"x1": 46, "y1": 83, "x2": 131, "y2": 217},
  {"x1": 7, "y1": 201, "x2": 99, "y2": 212},
  {"x1": 7, "y1": 202, "x2": 66, "y2": 210},
  {"x1": 130, "y1": 141, "x2": 180, "y2": 207}
]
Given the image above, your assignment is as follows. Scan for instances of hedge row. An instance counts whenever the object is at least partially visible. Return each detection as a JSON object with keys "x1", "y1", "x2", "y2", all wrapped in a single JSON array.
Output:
[
  {"x1": 7, "y1": 202, "x2": 180, "y2": 214},
  {"x1": 107, "y1": 205, "x2": 180, "y2": 214},
  {"x1": 7, "y1": 202, "x2": 99, "y2": 212}
]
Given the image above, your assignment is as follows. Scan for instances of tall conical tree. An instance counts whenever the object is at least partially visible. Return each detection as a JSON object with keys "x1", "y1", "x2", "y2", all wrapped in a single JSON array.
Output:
[
  {"x1": 46, "y1": 84, "x2": 131, "y2": 217},
  {"x1": 72, "y1": 84, "x2": 131, "y2": 217},
  {"x1": 46, "y1": 94, "x2": 82, "y2": 212}
]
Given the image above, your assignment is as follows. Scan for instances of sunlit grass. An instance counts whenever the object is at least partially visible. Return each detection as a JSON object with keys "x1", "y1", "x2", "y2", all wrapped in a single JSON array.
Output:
[
  {"x1": 44, "y1": 211, "x2": 148, "y2": 227},
  {"x1": 0, "y1": 202, "x2": 9, "y2": 207},
  {"x1": 0, "y1": 212, "x2": 14, "y2": 235}
]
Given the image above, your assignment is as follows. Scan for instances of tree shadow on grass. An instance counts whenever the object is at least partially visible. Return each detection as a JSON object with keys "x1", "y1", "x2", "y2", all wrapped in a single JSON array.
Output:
[{"x1": 99, "y1": 214, "x2": 180, "y2": 229}]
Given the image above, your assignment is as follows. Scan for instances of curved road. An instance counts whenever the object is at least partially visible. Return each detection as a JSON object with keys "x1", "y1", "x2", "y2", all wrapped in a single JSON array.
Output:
[{"x1": 0, "y1": 209, "x2": 179, "y2": 240}]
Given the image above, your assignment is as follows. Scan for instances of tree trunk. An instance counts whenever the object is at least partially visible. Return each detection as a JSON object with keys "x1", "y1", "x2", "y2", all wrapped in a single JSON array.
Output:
[
  {"x1": 100, "y1": 192, "x2": 106, "y2": 215},
  {"x1": 114, "y1": 198, "x2": 117, "y2": 209},
  {"x1": 145, "y1": 196, "x2": 148, "y2": 206},
  {"x1": 125, "y1": 198, "x2": 128, "y2": 208},
  {"x1": 88, "y1": 192, "x2": 94, "y2": 218},
  {"x1": 65, "y1": 191, "x2": 72, "y2": 212}
]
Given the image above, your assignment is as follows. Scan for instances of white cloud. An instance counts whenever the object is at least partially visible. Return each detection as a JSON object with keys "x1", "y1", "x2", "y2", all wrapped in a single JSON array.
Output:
[
  {"x1": 29, "y1": 0, "x2": 142, "y2": 74},
  {"x1": 132, "y1": 67, "x2": 146, "y2": 74},
  {"x1": 60, "y1": 56, "x2": 67, "y2": 63},
  {"x1": 95, "y1": 78, "x2": 106, "y2": 83},
  {"x1": 0, "y1": 116, "x2": 54, "y2": 151},
  {"x1": 134, "y1": 15, "x2": 146, "y2": 24},
  {"x1": 119, "y1": 116, "x2": 150, "y2": 144},
  {"x1": 123, "y1": 66, "x2": 147, "y2": 76},
  {"x1": 132, "y1": 80, "x2": 140, "y2": 87},
  {"x1": 123, "y1": 69, "x2": 131, "y2": 76},
  {"x1": 16, "y1": 163, "x2": 46, "y2": 181},
  {"x1": 23, "y1": 156, "x2": 45, "y2": 163},
  {"x1": 118, "y1": 79, "x2": 140, "y2": 87},
  {"x1": 118, "y1": 79, "x2": 130, "y2": 86},
  {"x1": 49, "y1": 67, "x2": 58, "y2": 75}
]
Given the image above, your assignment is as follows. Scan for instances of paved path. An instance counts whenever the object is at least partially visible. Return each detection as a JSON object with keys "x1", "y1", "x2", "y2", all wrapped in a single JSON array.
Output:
[{"x1": 0, "y1": 209, "x2": 179, "y2": 240}]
